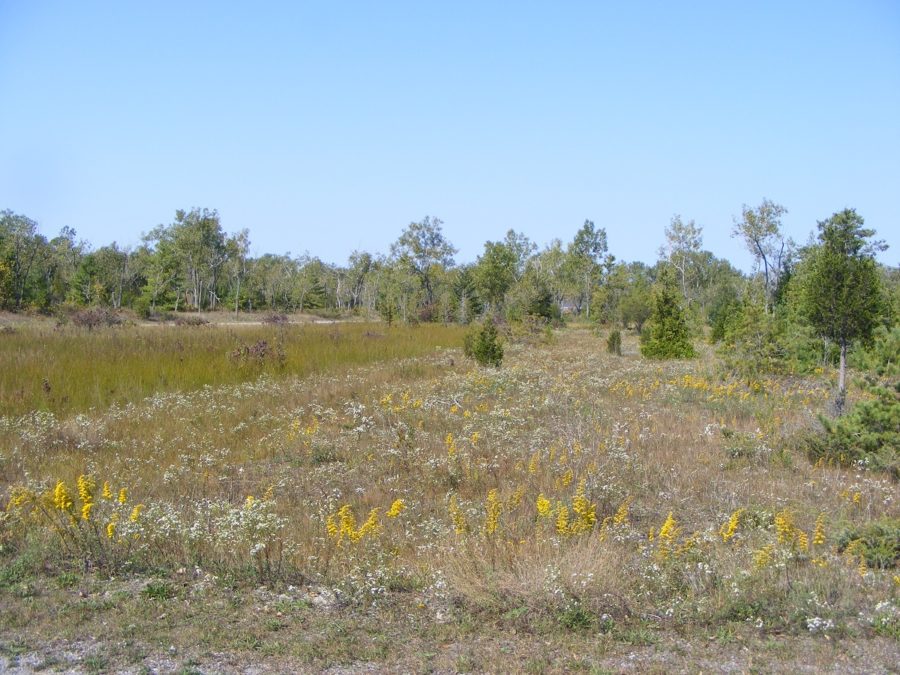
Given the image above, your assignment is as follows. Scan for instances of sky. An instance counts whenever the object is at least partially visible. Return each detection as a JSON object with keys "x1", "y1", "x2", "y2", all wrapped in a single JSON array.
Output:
[{"x1": 1, "y1": 1, "x2": 898, "y2": 270}]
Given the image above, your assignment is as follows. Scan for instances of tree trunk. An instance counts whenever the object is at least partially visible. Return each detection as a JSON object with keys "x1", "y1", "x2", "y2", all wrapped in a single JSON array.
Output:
[{"x1": 836, "y1": 341, "x2": 847, "y2": 415}]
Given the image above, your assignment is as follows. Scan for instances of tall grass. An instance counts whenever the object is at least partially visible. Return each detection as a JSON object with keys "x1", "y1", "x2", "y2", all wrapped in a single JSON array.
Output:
[{"x1": 0, "y1": 322, "x2": 465, "y2": 417}]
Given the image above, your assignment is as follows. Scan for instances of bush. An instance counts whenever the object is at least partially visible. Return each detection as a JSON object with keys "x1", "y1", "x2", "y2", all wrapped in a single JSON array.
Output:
[
  {"x1": 174, "y1": 315, "x2": 209, "y2": 327},
  {"x1": 852, "y1": 325, "x2": 900, "y2": 378},
  {"x1": 606, "y1": 330, "x2": 622, "y2": 356},
  {"x1": 640, "y1": 269, "x2": 695, "y2": 360},
  {"x1": 263, "y1": 313, "x2": 290, "y2": 325},
  {"x1": 464, "y1": 318, "x2": 503, "y2": 367},
  {"x1": 804, "y1": 382, "x2": 899, "y2": 478},
  {"x1": 837, "y1": 517, "x2": 900, "y2": 569},
  {"x1": 69, "y1": 308, "x2": 123, "y2": 330}
]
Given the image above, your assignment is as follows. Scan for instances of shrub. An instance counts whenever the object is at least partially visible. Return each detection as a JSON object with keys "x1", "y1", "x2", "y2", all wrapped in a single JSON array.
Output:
[
  {"x1": 804, "y1": 382, "x2": 899, "y2": 478},
  {"x1": 464, "y1": 318, "x2": 503, "y2": 367},
  {"x1": 837, "y1": 517, "x2": 900, "y2": 569},
  {"x1": 852, "y1": 325, "x2": 900, "y2": 377},
  {"x1": 174, "y1": 315, "x2": 209, "y2": 327},
  {"x1": 606, "y1": 330, "x2": 622, "y2": 356},
  {"x1": 640, "y1": 268, "x2": 695, "y2": 359},
  {"x1": 263, "y1": 313, "x2": 290, "y2": 325},
  {"x1": 69, "y1": 308, "x2": 123, "y2": 330}
]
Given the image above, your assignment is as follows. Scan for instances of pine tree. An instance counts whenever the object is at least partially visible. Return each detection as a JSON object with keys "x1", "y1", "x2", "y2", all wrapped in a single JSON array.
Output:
[
  {"x1": 640, "y1": 267, "x2": 696, "y2": 359},
  {"x1": 798, "y1": 209, "x2": 885, "y2": 413}
]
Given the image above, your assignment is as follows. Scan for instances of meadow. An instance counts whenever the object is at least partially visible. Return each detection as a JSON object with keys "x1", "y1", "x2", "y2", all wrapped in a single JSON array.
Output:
[{"x1": 0, "y1": 321, "x2": 897, "y2": 673}]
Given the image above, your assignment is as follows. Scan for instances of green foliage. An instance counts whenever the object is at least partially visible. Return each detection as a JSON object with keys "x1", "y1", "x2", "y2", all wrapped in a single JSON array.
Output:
[
  {"x1": 464, "y1": 318, "x2": 504, "y2": 367},
  {"x1": 837, "y1": 517, "x2": 900, "y2": 569},
  {"x1": 606, "y1": 330, "x2": 622, "y2": 356},
  {"x1": 852, "y1": 325, "x2": 900, "y2": 377},
  {"x1": 640, "y1": 268, "x2": 695, "y2": 359},
  {"x1": 798, "y1": 210, "x2": 886, "y2": 350},
  {"x1": 804, "y1": 382, "x2": 899, "y2": 478}
]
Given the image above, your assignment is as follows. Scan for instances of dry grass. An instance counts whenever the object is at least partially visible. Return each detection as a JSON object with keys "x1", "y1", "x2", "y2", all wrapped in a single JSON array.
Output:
[{"x1": 1, "y1": 326, "x2": 897, "y2": 672}]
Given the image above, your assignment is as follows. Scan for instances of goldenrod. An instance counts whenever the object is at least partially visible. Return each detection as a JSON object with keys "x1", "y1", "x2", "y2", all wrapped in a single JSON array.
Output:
[{"x1": 387, "y1": 498, "x2": 406, "y2": 518}]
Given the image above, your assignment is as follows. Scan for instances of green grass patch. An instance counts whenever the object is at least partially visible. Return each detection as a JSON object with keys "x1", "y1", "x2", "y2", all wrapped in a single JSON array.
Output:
[{"x1": 0, "y1": 322, "x2": 464, "y2": 417}]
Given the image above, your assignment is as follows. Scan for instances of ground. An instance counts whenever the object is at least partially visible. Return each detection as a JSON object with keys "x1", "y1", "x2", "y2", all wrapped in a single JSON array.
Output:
[{"x1": 1, "y1": 323, "x2": 897, "y2": 673}]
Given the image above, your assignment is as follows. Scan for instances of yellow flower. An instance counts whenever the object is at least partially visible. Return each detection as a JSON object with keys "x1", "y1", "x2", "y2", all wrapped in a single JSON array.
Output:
[
  {"x1": 753, "y1": 544, "x2": 774, "y2": 569},
  {"x1": 448, "y1": 496, "x2": 468, "y2": 535},
  {"x1": 446, "y1": 433, "x2": 457, "y2": 459},
  {"x1": 77, "y1": 474, "x2": 95, "y2": 505},
  {"x1": 81, "y1": 502, "x2": 93, "y2": 521},
  {"x1": 774, "y1": 509, "x2": 794, "y2": 544},
  {"x1": 387, "y1": 498, "x2": 406, "y2": 518},
  {"x1": 560, "y1": 468, "x2": 574, "y2": 488},
  {"x1": 470, "y1": 431, "x2": 479, "y2": 447},
  {"x1": 570, "y1": 480, "x2": 596, "y2": 533},
  {"x1": 53, "y1": 481, "x2": 74, "y2": 512},
  {"x1": 813, "y1": 513, "x2": 826, "y2": 546},
  {"x1": 613, "y1": 496, "x2": 632, "y2": 526},
  {"x1": 719, "y1": 508, "x2": 744, "y2": 543},
  {"x1": 106, "y1": 513, "x2": 119, "y2": 539},
  {"x1": 528, "y1": 452, "x2": 540, "y2": 475},
  {"x1": 555, "y1": 503, "x2": 570, "y2": 535},
  {"x1": 484, "y1": 489, "x2": 502, "y2": 536},
  {"x1": 129, "y1": 504, "x2": 144, "y2": 522},
  {"x1": 118, "y1": 488, "x2": 128, "y2": 505},
  {"x1": 355, "y1": 508, "x2": 380, "y2": 540},
  {"x1": 102, "y1": 481, "x2": 113, "y2": 500},
  {"x1": 7, "y1": 485, "x2": 34, "y2": 509},
  {"x1": 656, "y1": 512, "x2": 679, "y2": 559},
  {"x1": 536, "y1": 493, "x2": 552, "y2": 518}
]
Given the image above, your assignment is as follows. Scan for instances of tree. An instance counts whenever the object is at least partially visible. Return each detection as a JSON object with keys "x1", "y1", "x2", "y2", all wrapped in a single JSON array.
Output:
[
  {"x1": 661, "y1": 215, "x2": 703, "y2": 302},
  {"x1": 798, "y1": 209, "x2": 886, "y2": 412},
  {"x1": 390, "y1": 216, "x2": 456, "y2": 311},
  {"x1": 565, "y1": 220, "x2": 611, "y2": 319},
  {"x1": 473, "y1": 240, "x2": 517, "y2": 312},
  {"x1": 732, "y1": 199, "x2": 792, "y2": 314},
  {"x1": 640, "y1": 267, "x2": 696, "y2": 359},
  {"x1": 0, "y1": 210, "x2": 46, "y2": 309}
]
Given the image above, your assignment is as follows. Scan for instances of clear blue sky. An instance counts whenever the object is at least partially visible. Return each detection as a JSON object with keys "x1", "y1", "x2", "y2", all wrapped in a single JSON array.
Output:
[{"x1": 2, "y1": 1, "x2": 898, "y2": 269}]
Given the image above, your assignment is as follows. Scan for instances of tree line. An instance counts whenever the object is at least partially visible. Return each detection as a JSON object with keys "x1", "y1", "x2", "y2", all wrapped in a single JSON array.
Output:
[{"x1": 1, "y1": 203, "x2": 896, "y2": 357}]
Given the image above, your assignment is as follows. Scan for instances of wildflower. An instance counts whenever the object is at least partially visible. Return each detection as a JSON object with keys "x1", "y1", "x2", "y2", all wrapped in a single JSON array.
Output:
[
  {"x1": 528, "y1": 452, "x2": 540, "y2": 475},
  {"x1": 470, "y1": 431, "x2": 479, "y2": 447},
  {"x1": 7, "y1": 486, "x2": 34, "y2": 509},
  {"x1": 76, "y1": 474, "x2": 95, "y2": 505},
  {"x1": 560, "y1": 468, "x2": 574, "y2": 488},
  {"x1": 570, "y1": 480, "x2": 596, "y2": 533},
  {"x1": 753, "y1": 544, "x2": 774, "y2": 569},
  {"x1": 613, "y1": 496, "x2": 631, "y2": 526},
  {"x1": 555, "y1": 503, "x2": 569, "y2": 535},
  {"x1": 813, "y1": 514, "x2": 826, "y2": 546},
  {"x1": 507, "y1": 485, "x2": 525, "y2": 509},
  {"x1": 53, "y1": 481, "x2": 74, "y2": 513},
  {"x1": 484, "y1": 489, "x2": 502, "y2": 536},
  {"x1": 446, "y1": 433, "x2": 457, "y2": 459},
  {"x1": 719, "y1": 508, "x2": 744, "y2": 543},
  {"x1": 657, "y1": 512, "x2": 679, "y2": 559},
  {"x1": 774, "y1": 509, "x2": 794, "y2": 545},
  {"x1": 118, "y1": 488, "x2": 128, "y2": 505},
  {"x1": 536, "y1": 493, "x2": 552, "y2": 518},
  {"x1": 448, "y1": 496, "x2": 468, "y2": 535},
  {"x1": 106, "y1": 513, "x2": 119, "y2": 539},
  {"x1": 102, "y1": 481, "x2": 113, "y2": 500},
  {"x1": 81, "y1": 502, "x2": 93, "y2": 521},
  {"x1": 387, "y1": 499, "x2": 406, "y2": 518},
  {"x1": 356, "y1": 508, "x2": 380, "y2": 540},
  {"x1": 129, "y1": 504, "x2": 144, "y2": 522},
  {"x1": 245, "y1": 495, "x2": 256, "y2": 509}
]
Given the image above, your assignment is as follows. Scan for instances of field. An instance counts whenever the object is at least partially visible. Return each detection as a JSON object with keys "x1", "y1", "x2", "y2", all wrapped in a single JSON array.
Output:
[{"x1": 1, "y1": 321, "x2": 897, "y2": 673}]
